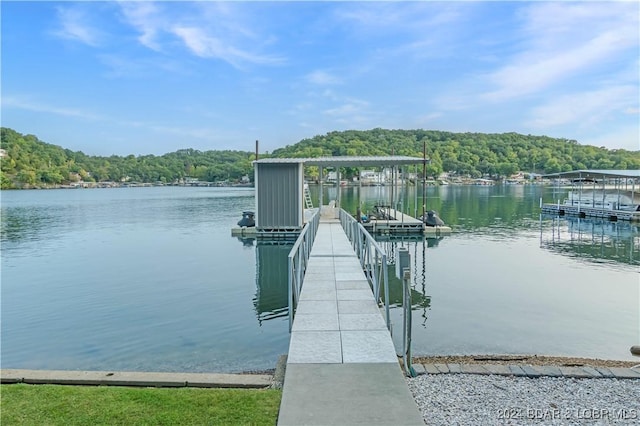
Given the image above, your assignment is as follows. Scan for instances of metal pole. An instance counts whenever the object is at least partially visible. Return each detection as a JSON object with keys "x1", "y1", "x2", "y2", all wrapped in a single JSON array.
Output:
[
  {"x1": 414, "y1": 167, "x2": 418, "y2": 219},
  {"x1": 337, "y1": 168, "x2": 341, "y2": 209},
  {"x1": 288, "y1": 256, "x2": 294, "y2": 331},
  {"x1": 422, "y1": 140, "x2": 426, "y2": 220},
  {"x1": 578, "y1": 172, "x2": 582, "y2": 214},
  {"x1": 382, "y1": 257, "x2": 390, "y2": 331},
  {"x1": 390, "y1": 151, "x2": 395, "y2": 215},
  {"x1": 602, "y1": 175, "x2": 606, "y2": 209},
  {"x1": 403, "y1": 268, "x2": 414, "y2": 377},
  {"x1": 319, "y1": 167, "x2": 324, "y2": 208}
]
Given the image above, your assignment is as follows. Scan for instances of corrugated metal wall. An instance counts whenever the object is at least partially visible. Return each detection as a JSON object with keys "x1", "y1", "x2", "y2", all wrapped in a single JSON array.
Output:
[{"x1": 256, "y1": 163, "x2": 303, "y2": 229}]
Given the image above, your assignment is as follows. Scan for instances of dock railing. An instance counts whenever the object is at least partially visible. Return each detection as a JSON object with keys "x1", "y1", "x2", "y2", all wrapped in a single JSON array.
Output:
[
  {"x1": 287, "y1": 209, "x2": 321, "y2": 331},
  {"x1": 338, "y1": 209, "x2": 391, "y2": 331}
]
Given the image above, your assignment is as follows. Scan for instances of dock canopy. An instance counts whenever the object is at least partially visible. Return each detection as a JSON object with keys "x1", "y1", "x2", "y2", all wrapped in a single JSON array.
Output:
[
  {"x1": 253, "y1": 156, "x2": 425, "y2": 233},
  {"x1": 542, "y1": 169, "x2": 640, "y2": 180}
]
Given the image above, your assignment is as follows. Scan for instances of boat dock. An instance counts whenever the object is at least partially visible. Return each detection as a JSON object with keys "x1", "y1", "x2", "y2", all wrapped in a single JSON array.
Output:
[
  {"x1": 540, "y1": 203, "x2": 640, "y2": 222},
  {"x1": 541, "y1": 169, "x2": 640, "y2": 222},
  {"x1": 362, "y1": 207, "x2": 452, "y2": 236},
  {"x1": 277, "y1": 215, "x2": 424, "y2": 425},
  {"x1": 232, "y1": 207, "x2": 453, "y2": 237}
]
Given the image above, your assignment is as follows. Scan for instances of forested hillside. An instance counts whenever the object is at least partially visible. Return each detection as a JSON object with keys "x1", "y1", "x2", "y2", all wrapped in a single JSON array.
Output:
[
  {"x1": 0, "y1": 128, "x2": 255, "y2": 189},
  {"x1": 272, "y1": 129, "x2": 640, "y2": 178},
  {"x1": 1, "y1": 127, "x2": 638, "y2": 189}
]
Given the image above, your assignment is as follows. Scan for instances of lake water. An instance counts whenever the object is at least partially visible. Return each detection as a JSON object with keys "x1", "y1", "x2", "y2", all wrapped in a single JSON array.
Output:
[{"x1": 1, "y1": 185, "x2": 638, "y2": 373}]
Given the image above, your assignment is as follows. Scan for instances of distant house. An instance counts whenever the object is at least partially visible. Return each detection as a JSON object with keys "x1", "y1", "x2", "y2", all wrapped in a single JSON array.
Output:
[
  {"x1": 359, "y1": 170, "x2": 384, "y2": 185},
  {"x1": 0, "y1": 149, "x2": 7, "y2": 158},
  {"x1": 473, "y1": 178, "x2": 494, "y2": 185}
]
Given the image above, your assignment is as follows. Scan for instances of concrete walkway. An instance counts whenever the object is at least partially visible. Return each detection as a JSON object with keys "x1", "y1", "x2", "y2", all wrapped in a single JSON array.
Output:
[{"x1": 277, "y1": 219, "x2": 424, "y2": 425}]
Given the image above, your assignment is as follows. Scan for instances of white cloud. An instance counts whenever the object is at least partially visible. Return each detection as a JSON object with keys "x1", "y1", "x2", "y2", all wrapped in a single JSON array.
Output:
[
  {"x1": 482, "y1": 2, "x2": 639, "y2": 102},
  {"x1": 116, "y1": 2, "x2": 284, "y2": 69},
  {"x1": 324, "y1": 99, "x2": 369, "y2": 117},
  {"x1": 117, "y1": 1, "x2": 163, "y2": 50},
  {"x1": 527, "y1": 85, "x2": 638, "y2": 129},
  {"x1": 332, "y1": 2, "x2": 470, "y2": 62},
  {"x1": 322, "y1": 98, "x2": 373, "y2": 126},
  {"x1": 579, "y1": 125, "x2": 640, "y2": 152},
  {"x1": 97, "y1": 54, "x2": 188, "y2": 79},
  {"x1": 2, "y1": 95, "x2": 105, "y2": 121},
  {"x1": 53, "y1": 6, "x2": 103, "y2": 46},
  {"x1": 306, "y1": 70, "x2": 342, "y2": 86},
  {"x1": 334, "y1": 2, "x2": 463, "y2": 33},
  {"x1": 171, "y1": 26, "x2": 283, "y2": 68}
]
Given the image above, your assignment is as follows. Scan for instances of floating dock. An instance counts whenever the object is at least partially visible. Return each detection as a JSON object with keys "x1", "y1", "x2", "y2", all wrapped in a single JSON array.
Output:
[
  {"x1": 540, "y1": 203, "x2": 640, "y2": 222},
  {"x1": 233, "y1": 207, "x2": 453, "y2": 237},
  {"x1": 361, "y1": 208, "x2": 452, "y2": 235},
  {"x1": 230, "y1": 227, "x2": 257, "y2": 237},
  {"x1": 541, "y1": 169, "x2": 640, "y2": 222}
]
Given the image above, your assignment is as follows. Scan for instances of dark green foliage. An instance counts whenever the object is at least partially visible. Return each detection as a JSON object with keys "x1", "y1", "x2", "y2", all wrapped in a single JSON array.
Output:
[
  {"x1": 0, "y1": 128, "x2": 255, "y2": 188},
  {"x1": 1, "y1": 127, "x2": 638, "y2": 188},
  {"x1": 272, "y1": 129, "x2": 640, "y2": 179}
]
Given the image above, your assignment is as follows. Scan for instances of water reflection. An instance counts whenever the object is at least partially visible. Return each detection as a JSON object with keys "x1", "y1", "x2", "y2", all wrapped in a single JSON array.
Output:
[
  {"x1": 375, "y1": 237, "x2": 444, "y2": 327},
  {"x1": 248, "y1": 234, "x2": 445, "y2": 328},
  {"x1": 235, "y1": 236, "x2": 256, "y2": 247},
  {"x1": 311, "y1": 184, "x2": 546, "y2": 234},
  {"x1": 540, "y1": 215, "x2": 640, "y2": 267},
  {"x1": 253, "y1": 241, "x2": 293, "y2": 324}
]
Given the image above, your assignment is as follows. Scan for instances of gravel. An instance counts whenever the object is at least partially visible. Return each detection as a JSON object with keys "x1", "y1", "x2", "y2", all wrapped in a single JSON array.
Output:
[{"x1": 407, "y1": 374, "x2": 640, "y2": 425}]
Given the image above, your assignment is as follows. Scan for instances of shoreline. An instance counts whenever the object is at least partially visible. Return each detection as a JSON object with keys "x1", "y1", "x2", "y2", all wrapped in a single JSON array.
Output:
[
  {"x1": 2, "y1": 354, "x2": 638, "y2": 389},
  {"x1": 413, "y1": 354, "x2": 638, "y2": 368}
]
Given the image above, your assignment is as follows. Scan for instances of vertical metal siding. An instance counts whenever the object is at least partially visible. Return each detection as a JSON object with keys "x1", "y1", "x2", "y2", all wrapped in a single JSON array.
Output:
[{"x1": 256, "y1": 163, "x2": 303, "y2": 228}]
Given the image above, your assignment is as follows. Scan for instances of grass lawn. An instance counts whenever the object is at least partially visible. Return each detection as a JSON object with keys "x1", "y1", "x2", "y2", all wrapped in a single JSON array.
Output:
[{"x1": 1, "y1": 384, "x2": 281, "y2": 425}]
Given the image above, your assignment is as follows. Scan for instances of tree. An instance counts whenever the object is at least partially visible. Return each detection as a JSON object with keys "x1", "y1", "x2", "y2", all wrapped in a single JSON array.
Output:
[{"x1": 1, "y1": 127, "x2": 639, "y2": 188}]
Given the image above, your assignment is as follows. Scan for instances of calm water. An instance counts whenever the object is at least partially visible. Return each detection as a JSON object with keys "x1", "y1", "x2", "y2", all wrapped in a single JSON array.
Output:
[
  {"x1": 331, "y1": 184, "x2": 639, "y2": 362},
  {"x1": 1, "y1": 185, "x2": 638, "y2": 373},
  {"x1": 1, "y1": 187, "x2": 290, "y2": 373}
]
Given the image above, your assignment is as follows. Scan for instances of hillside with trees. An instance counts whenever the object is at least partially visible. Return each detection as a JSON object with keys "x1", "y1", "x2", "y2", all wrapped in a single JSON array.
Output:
[
  {"x1": 1, "y1": 127, "x2": 638, "y2": 189},
  {"x1": 271, "y1": 129, "x2": 640, "y2": 180},
  {"x1": 0, "y1": 128, "x2": 255, "y2": 189}
]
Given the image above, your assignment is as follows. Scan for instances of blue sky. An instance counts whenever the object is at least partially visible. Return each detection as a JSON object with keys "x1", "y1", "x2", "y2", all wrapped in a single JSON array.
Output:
[{"x1": 2, "y1": 1, "x2": 639, "y2": 156}]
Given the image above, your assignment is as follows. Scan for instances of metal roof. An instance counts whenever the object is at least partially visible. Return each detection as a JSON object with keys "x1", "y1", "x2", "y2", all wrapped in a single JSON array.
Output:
[
  {"x1": 542, "y1": 169, "x2": 640, "y2": 179},
  {"x1": 254, "y1": 155, "x2": 425, "y2": 167}
]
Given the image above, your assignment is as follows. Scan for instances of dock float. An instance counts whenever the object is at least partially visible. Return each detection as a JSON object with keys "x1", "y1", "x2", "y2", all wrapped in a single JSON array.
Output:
[
  {"x1": 362, "y1": 208, "x2": 452, "y2": 236},
  {"x1": 277, "y1": 218, "x2": 424, "y2": 425},
  {"x1": 541, "y1": 203, "x2": 640, "y2": 222},
  {"x1": 230, "y1": 227, "x2": 257, "y2": 237}
]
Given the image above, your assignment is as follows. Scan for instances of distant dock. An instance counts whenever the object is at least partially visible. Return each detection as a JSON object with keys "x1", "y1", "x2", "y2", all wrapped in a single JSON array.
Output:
[
  {"x1": 540, "y1": 203, "x2": 640, "y2": 222},
  {"x1": 541, "y1": 169, "x2": 640, "y2": 222}
]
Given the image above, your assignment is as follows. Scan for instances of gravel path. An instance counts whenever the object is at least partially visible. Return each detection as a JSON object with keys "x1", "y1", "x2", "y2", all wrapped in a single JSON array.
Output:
[{"x1": 407, "y1": 374, "x2": 640, "y2": 425}]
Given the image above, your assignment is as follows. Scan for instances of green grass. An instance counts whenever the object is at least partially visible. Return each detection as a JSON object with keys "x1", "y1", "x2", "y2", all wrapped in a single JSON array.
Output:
[{"x1": 1, "y1": 384, "x2": 281, "y2": 425}]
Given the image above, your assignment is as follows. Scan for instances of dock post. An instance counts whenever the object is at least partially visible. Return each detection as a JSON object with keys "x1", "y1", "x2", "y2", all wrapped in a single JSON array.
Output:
[
  {"x1": 402, "y1": 268, "x2": 414, "y2": 377},
  {"x1": 396, "y1": 247, "x2": 414, "y2": 377}
]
